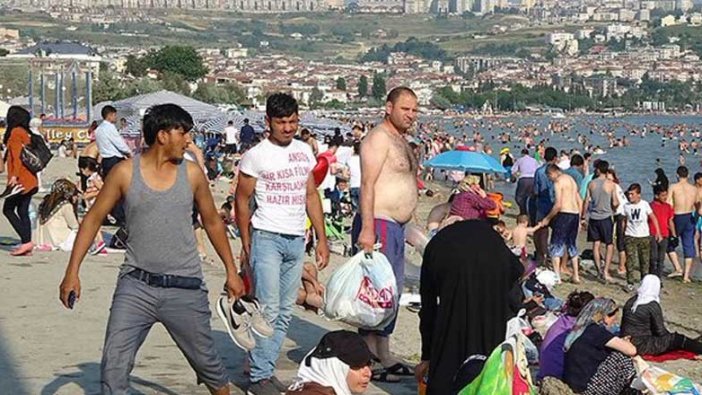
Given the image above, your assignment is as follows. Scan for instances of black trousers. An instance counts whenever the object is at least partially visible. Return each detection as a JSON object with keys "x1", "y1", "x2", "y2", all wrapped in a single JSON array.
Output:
[
  {"x1": 101, "y1": 156, "x2": 126, "y2": 226},
  {"x1": 650, "y1": 238, "x2": 668, "y2": 278},
  {"x1": 515, "y1": 177, "x2": 534, "y2": 215},
  {"x1": 3, "y1": 188, "x2": 37, "y2": 244},
  {"x1": 672, "y1": 333, "x2": 702, "y2": 354}
]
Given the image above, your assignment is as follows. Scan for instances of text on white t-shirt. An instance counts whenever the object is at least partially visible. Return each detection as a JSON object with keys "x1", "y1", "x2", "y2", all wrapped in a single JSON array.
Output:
[
  {"x1": 624, "y1": 200, "x2": 653, "y2": 238},
  {"x1": 239, "y1": 139, "x2": 315, "y2": 236}
]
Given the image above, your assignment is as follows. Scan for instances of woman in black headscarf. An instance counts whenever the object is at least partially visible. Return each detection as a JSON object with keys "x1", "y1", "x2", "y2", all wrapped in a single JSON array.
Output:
[
  {"x1": 652, "y1": 168, "x2": 668, "y2": 190},
  {"x1": 415, "y1": 220, "x2": 523, "y2": 395}
]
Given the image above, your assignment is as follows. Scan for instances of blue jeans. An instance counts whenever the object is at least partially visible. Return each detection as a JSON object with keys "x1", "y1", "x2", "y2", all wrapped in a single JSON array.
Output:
[
  {"x1": 248, "y1": 229, "x2": 305, "y2": 382},
  {"x1": 350, "y1": 187, "x2": 360, "y2": 212}
]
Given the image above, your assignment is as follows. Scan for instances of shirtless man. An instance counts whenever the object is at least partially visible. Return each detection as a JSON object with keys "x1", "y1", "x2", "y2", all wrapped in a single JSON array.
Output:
[
  {"x1": 300, "y1": 128, "x2": 318, "y2": 156},
  {"x1": 78, "y1": 134, "x2": 101, "y2": 192},
  {"x1": 669, "y1": 166, "x2": 697, "y2": 283},
  {"x1": 426, "y1": 200, "x2": 451, "y2": 236},
  {"x1": 540, "y1": 164, "x2": 583, "y2": 283},
  {"x1": 352, "y1": 87, "x2": 418, "y2": 382}
]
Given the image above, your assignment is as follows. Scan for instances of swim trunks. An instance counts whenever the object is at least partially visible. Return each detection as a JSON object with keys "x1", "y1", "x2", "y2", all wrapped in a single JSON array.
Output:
[
  {"x1": 673, "y1": 213, "x2": 696, "y2": 258},
  {"x1": 549, "y1": 213, "x2": 579, "y2": 258},
  {"x1": 587, "y1": 217, "x2": 614, "y2": 244}
]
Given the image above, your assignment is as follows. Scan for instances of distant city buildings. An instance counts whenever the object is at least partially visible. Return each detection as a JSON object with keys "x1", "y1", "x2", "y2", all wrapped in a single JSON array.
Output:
[{"x1": 3, "y1": 0, "x2": 701, "y2": 14}]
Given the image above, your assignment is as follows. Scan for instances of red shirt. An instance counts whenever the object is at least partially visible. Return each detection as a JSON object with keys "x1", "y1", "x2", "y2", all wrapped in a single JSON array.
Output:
[{"x1": 649, "y1": 200, "x2": 673, "y2": 237}]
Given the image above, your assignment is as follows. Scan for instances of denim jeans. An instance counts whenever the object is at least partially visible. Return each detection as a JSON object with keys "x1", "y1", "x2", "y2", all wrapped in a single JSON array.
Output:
[{"x1": 249, "y1": 229, "x2": 305, "y2": 382}]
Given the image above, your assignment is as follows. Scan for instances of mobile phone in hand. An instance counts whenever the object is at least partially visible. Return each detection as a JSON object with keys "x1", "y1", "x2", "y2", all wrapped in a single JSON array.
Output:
[{"x1": 68, "y1": 291, "x2": 76, "y2": 309}]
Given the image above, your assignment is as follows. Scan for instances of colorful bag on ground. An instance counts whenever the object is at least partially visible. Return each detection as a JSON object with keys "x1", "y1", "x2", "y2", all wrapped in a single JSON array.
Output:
[
  {"x1": 631, "y1": 360, "x2": 702, "y2": 395},
  {"x1": 458, "y1": 333, "x2": 537, "y2": 395},
  {"x1": 323, "y1": 251, "x2": 398, "y2": 330}
]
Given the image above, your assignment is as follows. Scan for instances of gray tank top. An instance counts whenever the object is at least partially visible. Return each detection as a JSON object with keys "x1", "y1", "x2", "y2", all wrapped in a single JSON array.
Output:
[
  {"x1": 122, "y1": 155, "x2": 202, "y2": 279},
  {"x1": 589, "y1": 177, "x2": 613, "y2": 220}
]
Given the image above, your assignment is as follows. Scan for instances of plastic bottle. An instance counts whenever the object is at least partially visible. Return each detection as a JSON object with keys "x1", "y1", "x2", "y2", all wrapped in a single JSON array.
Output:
[{"x1": 29, "y1": 202, "x2": 38, "y2": 230}]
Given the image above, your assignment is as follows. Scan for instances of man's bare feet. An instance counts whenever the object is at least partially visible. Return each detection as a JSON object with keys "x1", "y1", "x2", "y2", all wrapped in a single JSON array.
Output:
[
  {"x1": 668, "y1": 271, "x2": 683, "y2": 278},
  {"x1": 305, "y1": 293, "x2": 323, "y2": 309}
]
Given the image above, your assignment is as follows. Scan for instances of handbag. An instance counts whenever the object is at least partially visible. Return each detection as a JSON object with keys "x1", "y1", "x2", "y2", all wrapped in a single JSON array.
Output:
[
  {"x1": 20, "y1": 134, "x2": 53, "y2": 174},
  {"x1": 109, "y1": 227, "x2": 129, "y2": 249}
]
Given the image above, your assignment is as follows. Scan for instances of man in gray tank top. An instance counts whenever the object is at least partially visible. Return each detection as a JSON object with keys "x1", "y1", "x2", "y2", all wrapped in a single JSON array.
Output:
[
  {"x1": 60, "y1": 104, "x2": 245, "y2": 395},
  {"x1": 581, "y1": 160, "x2": 620, "y2": 281}
]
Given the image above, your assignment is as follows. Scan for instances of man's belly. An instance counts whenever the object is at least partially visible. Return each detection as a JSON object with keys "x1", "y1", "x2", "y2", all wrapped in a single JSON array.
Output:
[{"x1": 374, "y1": 182, "x2": 418, "y2": 224}]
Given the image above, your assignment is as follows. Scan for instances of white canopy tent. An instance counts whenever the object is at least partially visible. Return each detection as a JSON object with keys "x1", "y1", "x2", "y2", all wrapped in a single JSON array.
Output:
[{"x1": 94, "y1": 90, "x2": 227, "y2": 135}]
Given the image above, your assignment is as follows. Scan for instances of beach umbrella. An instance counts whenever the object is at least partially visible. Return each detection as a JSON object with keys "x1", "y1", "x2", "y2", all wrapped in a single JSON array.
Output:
[{"x1": 424, "y1": 150, "x2": 506, "y2": 174}]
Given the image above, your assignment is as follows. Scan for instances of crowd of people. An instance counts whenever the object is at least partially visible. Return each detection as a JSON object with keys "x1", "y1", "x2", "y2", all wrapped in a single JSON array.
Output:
[{"x1": 0, "y1": 86, "x2": 700, "y2": 395}]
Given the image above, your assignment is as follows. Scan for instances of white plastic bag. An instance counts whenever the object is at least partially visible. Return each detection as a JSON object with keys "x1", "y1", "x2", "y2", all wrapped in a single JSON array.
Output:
[
  {"x1": 505, "y1": 308, "x2": 531, "y2": 339},
  {"x1": 505, "y1": 309, "x2": 539, "y2": 364},
  {"x1": 323, "y1": 251, "x2": 398, "y2": 330}
]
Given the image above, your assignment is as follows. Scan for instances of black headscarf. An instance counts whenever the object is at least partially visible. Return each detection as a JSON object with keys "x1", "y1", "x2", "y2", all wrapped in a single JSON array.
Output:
[
  {"x1": 3, "y1": 106, "x2": 30, "y2": 145},
  {"x1": 653, "y1": 168, "x2": 668, "y2": 190}
]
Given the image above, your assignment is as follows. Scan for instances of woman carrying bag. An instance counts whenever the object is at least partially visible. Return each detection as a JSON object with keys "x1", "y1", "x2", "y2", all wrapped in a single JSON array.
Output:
[{"x1": 3, "y1": 106, "x2": 38, "y2": 256}]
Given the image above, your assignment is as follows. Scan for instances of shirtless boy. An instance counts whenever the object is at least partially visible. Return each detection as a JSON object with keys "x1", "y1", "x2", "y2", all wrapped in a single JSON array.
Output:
[
  {"x1": 669, "y1": 166, "x2": 697, "y2": 283},
  {"x1": 511, "y1": 214, "x2": 541, "y2": 258},
  {"x1": 540, "y1": 164, "x2": 583, "y2": 283}
]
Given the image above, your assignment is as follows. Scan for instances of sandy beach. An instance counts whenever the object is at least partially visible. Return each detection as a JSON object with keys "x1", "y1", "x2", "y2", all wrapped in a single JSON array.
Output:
[{"x1": 0, "y1": 157, "x2": 700, "y2": 395}]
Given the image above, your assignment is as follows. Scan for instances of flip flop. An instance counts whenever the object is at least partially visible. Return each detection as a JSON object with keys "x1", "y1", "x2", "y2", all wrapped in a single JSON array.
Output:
[
  {"x1": 385, "y1": 363, "x2": 415, "y2": 377},
  {"x1": 371, "y1": 369, "x2": 400, "y2": 383},
  {"x1": 406, "y1": 302, "x2": 421, "y2": 313}
]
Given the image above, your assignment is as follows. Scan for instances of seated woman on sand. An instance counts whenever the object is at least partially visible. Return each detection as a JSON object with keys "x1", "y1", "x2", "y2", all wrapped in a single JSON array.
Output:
[
  {"x1": 537, "y1": 291, "x2": 594, "y2": 382},
  {"x1": 36, "y1": 180, "x2": 80, "y2": 252},
  {"x1": 563, "y1": 298, "x2": 638, "y2": 395},
  {"x1": 621, "y1": 275, "x2": 702, "y2": 357},
  {"x1": 286, "y1": 330, "x2": 372, "y2": 395},
  {"x1": 448, "y1": 175, "x2": 496, "y2": 222}
]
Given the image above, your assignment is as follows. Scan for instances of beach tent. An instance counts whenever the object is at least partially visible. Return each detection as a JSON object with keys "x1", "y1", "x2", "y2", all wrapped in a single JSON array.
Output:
[{"x1": 94, "y1": 90, "x2": 227, "y2": 134}]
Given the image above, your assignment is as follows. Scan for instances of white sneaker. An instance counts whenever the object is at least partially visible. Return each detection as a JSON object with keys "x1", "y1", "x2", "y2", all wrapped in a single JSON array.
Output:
[
  {"x1": 216, "y1": 296, "x2": 256, "y2": 351},
  {"x1": 238, "y1": 296, "x2": 274, "y2": 338}
]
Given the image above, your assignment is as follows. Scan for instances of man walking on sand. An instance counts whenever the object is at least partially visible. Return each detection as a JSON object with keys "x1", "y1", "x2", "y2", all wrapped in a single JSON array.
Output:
[
  {"x1": 95, "y1": 105, "x2": 131, "y2": 226},
  {"x1": 669, "y1": 166, "x2": 698, "y2": 283},
  {"x1": 582, "y1": 160, "x2": 619, "y2": 281},
  {"x1": 539, "y1": 164, "x2": 583, "y2": 284},
  {"x1": 533, "y1": 147, "x2": 558, "y2": 266},
  {"x1": 352, "y1": 86, "x2": 419, "y2": 383},
  {"x1": 235, "y1": 93, "x2": 329, "y2": 395},
  {"x1": 59, "y1": 104, "x2": 245, "y2": 395}
]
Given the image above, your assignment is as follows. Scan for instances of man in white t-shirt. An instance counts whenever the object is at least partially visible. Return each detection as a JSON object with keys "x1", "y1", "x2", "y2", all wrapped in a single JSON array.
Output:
[
  {"x1": 223, "y1": 120, "x2": 238, "y2": 155},
  {"x1": 623, "y1": 183, "x2": 662, "y2": 291},
  {"x1": 235, "y1": 93, "x2": 329, "y2": 395}
]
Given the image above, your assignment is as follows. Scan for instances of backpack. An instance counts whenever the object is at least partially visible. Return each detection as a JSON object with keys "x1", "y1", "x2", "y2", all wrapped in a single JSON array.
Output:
[{"x1": 21, "y1": 133, "x2": 53, "y2": 173}]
